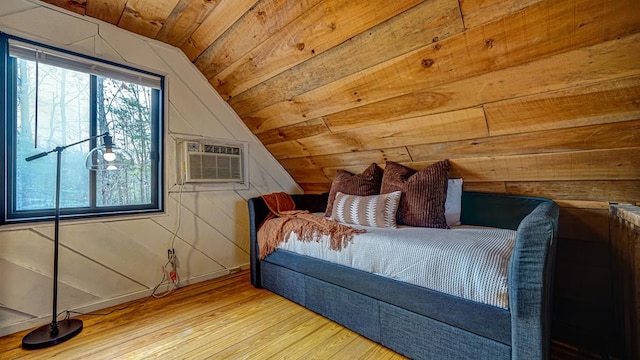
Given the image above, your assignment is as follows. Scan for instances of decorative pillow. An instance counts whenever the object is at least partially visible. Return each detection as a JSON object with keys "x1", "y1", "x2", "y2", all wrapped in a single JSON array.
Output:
[
  {"x1": 330, "y1": 191, "x2": 402, "y2": 228},
  {"x1": 324, "y1": 163, "x2": 383, "y2": 217},
  {"x1": 445, "y1": 178, "x2": 463, "y2": 227},
  {"x1": 381, "y1": 160, "x2": 450, "y2": 228}
]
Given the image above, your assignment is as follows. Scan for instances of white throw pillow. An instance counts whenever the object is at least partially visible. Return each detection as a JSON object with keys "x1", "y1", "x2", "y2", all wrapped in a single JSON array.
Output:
[
  {"x1": 331, "y1": 191, "x2": 402, "y2": 228},
  {"x1": 445, "y1": 178, "x2": 463, "y2": 227}
]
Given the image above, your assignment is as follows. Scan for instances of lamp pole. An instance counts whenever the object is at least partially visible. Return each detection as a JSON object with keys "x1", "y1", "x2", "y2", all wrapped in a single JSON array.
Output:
[
  {"x1": 21, "y1": 132, "x2": 112, "y2": 350},
  {"x1": 51, "y1": 147, "x2": 62, "y2": 336}
]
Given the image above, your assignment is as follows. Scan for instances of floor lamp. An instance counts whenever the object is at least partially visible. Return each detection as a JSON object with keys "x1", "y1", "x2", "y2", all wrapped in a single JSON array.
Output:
[{"x1": 21, "y1": 132, "x2": 120, "y2": 350}]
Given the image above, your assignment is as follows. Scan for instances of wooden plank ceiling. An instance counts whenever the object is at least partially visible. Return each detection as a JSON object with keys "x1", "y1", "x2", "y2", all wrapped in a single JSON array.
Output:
[{"x1": 43, "y1": 0, "x2": 640, "y2": 202}]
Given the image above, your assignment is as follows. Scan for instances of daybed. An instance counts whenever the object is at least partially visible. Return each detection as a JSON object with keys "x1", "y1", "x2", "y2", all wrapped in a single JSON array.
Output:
[{"x1": 249, "y1": 191, "x2": 559, "y2": 359}]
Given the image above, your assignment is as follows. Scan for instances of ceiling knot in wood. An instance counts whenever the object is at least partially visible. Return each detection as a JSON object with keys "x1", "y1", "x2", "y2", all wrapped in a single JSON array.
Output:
[
  {"x1": 422, "y1": 58, "x2": 435, "y2": 68},
  {"x1": 484, "y1": 39, "x2": 495, "y2": 48}
]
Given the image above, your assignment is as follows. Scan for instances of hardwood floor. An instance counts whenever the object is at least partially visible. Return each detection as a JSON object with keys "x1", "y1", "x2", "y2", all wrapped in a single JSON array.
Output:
[
  {"x1": 0, "y1": 271, "x2": 406, "y2": 359},
  {"x1": 0, "y1": 270, "x2": 593, "y2": 359}
]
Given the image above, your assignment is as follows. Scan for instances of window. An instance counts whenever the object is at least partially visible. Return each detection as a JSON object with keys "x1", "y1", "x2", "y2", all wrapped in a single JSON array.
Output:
[{"x1": 1, "y1": 34, "x2": 164, "y2": 223}]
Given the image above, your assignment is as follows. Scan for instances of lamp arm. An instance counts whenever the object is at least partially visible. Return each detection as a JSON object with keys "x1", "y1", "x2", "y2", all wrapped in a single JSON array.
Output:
[
  {"x1": 59, "y1": 131, "x2": 110, "y2": 152},
  {"x1": 25, "y1": 150, "x2": 53, "y2": 162},
  {"x1": 25, "y1": 132, "x2": 110, "y2": 162}
]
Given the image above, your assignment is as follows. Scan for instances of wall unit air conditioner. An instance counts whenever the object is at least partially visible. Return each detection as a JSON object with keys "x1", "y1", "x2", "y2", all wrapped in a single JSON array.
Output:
[{"x1": 178, "y1": 139, "x2": 246, "y2": 184}]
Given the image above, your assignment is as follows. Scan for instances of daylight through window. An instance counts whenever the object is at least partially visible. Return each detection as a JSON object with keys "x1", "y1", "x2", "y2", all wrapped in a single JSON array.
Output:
[{"x1": 1, "y1": 35, "x2": 164, "y2": 223}]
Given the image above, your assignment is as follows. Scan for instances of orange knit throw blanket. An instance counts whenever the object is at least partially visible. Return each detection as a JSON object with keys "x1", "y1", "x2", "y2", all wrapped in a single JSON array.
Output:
[{"x1": 257, "y1": 192, "x2": 365, "y2": 259}]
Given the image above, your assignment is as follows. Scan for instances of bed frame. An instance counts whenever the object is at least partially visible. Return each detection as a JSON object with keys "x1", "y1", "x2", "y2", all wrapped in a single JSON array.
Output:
[{"x1": 248, "y1": 192, "x2": 559, "y2": 359}]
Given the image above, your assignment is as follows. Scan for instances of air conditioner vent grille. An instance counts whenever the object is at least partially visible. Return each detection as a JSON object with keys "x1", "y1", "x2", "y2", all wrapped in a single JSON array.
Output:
[{"x1": 181, "y1": 141, "x2": 244, "y2": 183}]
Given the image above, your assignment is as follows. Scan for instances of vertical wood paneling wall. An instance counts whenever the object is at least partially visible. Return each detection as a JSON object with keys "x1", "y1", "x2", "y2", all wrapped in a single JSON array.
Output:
[
  {"x1": 18, "y1": 0, "x2": 640, "y2": 356},
  {"x1": 0, "y1": 0, "x2": 299, "y2": 337}
]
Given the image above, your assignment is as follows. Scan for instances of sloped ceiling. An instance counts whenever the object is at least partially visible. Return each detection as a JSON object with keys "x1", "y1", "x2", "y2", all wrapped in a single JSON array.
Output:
[{"x1": 41, "y1": 0, "x2": 640, "y2": 202}]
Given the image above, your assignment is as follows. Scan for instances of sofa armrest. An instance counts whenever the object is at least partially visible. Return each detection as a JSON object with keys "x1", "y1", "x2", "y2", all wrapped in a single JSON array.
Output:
[
  {"x1": 509, "y1": 201, "x2": 559, "y2": 360},
  {"x1": 248, "y1": 193, "x2": 329, "y2": 287}
]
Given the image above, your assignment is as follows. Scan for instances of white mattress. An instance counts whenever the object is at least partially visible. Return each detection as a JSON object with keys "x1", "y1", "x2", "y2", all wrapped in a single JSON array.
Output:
[{"x1": 277, "y1": 214, "x2": 516, "y2": 309}]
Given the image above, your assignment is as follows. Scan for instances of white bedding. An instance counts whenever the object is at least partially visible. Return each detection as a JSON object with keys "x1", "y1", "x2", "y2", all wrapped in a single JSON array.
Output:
[{"x1": 277, "y1": 214, "x2": 516, "y2": 309}]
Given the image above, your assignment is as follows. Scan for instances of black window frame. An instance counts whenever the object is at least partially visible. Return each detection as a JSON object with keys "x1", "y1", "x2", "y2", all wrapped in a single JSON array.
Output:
[{"x1": 0, "y1": 33, "x2": 165, "y2": 225}]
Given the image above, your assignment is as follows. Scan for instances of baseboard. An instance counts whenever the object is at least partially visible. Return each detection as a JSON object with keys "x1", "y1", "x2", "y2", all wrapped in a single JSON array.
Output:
[{"x1": 0, "y1": 265, "x2": 249, "y2": 338}]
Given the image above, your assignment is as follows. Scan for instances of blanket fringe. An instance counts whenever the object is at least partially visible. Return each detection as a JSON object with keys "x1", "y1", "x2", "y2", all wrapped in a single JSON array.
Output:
[{"x1": 257, "y1": 193, "x2": 365, "y2": 259}]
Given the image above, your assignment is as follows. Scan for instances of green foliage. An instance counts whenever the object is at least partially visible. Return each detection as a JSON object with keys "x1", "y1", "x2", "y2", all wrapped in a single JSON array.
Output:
[
  {"x1": 14, "y1": 57, "x2": 155, "y2": 212},
  {"x1": 96, "y1": 78, "x2": 153, "y2": 207}
]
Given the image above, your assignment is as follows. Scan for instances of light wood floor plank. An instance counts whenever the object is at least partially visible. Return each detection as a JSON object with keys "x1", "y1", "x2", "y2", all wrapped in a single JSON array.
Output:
[
  {"x1": 0, "y1": 270, "x2": 592, "y2": 359},
  {"x1": 0, "y1": 271, "x2": 406, "y2": 359},
  {"x1": 203, "y1": 310, "x2": 320, "y2": 359},
  {"x1": 18, "y1": 278, "x2": 265, "y2": 360},
  {"x1": 84, "y1": 293, "x2": 288, "y2": 359},
  {"x1": 266, "y1": 322, "x2": 348, "y2": 359}
]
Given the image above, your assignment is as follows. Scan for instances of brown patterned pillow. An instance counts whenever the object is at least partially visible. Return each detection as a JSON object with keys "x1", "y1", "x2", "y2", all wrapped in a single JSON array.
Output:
[
  {"x1": 324, "y1": 163, "x2": 383, "y2": 217},
  {"x1": 330, "y1": 191, "x2": 402, "y2": 228},
  {"x1": 381, "y1": 160, "x2": 450, "y2": 228}
]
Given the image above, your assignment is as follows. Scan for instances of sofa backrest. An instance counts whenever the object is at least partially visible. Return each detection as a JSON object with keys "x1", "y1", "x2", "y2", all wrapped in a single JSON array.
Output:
[{"x1": 460, "y1": 192, "x2": 552, "y2": 230}]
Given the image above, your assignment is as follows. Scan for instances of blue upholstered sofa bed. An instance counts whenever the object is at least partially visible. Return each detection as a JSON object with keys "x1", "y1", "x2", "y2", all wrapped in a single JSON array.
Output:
[{"x1": 248, "y1": 191, "x2": 559, "y2": 359}]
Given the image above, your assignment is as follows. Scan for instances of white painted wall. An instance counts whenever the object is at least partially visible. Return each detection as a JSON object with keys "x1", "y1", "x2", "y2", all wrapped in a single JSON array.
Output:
[{"x1": 0, "y1": 0, "x2": 301, "y2": 336}]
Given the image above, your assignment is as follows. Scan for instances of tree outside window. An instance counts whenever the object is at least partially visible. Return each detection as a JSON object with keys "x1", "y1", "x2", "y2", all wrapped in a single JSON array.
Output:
[{"x1": 2, "y1": 35, "x2": 163, "y2": 223}]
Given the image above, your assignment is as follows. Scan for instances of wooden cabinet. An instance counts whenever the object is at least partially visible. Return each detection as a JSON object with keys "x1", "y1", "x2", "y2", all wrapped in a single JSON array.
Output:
[{"x1": 610, "y1": 205, "x2": 640, "y2": 360}]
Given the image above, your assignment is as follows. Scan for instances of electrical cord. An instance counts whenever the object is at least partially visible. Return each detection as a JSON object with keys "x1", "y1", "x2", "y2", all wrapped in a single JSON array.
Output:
[
  {"x1": 151, "y1": 253, "x2": 178, "y2": 298},
  {"x1": 169, "y1": 177, "x2": 185, "y2": 251},
  {"x1": 59, "y1": 294, "x2": 153, "y2": 320},
  {"x1": 151, "y1": 176, "x2": 185, "y2": 298}
]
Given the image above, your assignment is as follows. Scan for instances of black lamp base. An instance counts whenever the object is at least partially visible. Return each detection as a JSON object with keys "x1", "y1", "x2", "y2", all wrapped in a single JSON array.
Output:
[{"x1": 22, "y1": 319, "x2": 83, "y2": 350}]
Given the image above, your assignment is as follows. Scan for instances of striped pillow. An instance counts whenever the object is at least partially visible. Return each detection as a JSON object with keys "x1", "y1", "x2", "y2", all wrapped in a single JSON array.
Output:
[{"x1": 330, "y1": 191, "x2": 402, "y2": 228}]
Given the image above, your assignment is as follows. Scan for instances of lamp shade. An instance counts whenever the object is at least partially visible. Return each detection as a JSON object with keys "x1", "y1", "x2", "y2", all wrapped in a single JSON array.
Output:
[{"x1": 84, "y1": 143, "x2": 133, "y2": 171}]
